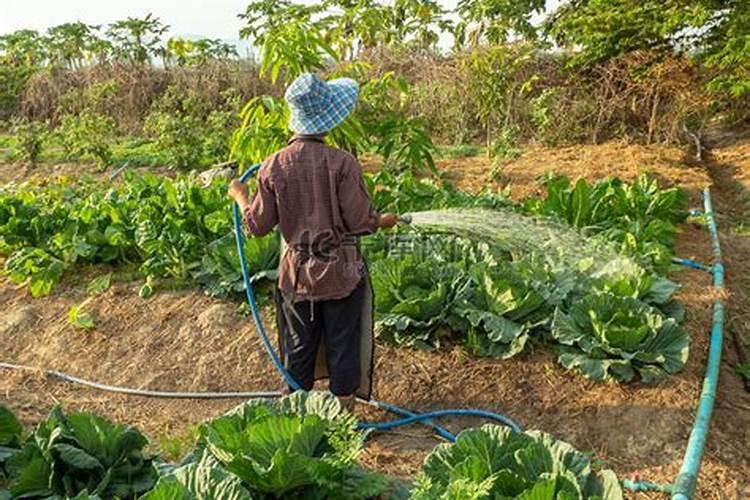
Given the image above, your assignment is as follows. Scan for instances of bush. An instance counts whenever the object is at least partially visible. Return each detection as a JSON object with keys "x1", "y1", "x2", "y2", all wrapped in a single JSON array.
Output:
[
  {"x1": 490, "y1": 125, "x2": 523, "y2": 161},
  {"x1": 57, "y1": 111, "x2": 116, "y2": 167},
  {"x1": 9, "y1": 117, "x2": 47, "y2": 164},
  {"x1": 145, "y1": 109, "x2": 204, "y2": 169},
  {"x1": 202, "y1": 90, "x2": 242, "y2": 162},
  {"x1": 144, "y1": 84, "x2": 233, "y2": 169}
]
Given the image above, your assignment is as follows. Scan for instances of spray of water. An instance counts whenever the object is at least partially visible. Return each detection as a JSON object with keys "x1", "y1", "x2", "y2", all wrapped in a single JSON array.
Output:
[{"x1": 407, "y1": 208, "x2": 640, "y2": 278}]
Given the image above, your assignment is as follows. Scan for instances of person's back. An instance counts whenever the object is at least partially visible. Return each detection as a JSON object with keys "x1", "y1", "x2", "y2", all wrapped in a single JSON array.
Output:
[
  {"x1": 228, "y1": 73, "x2": 399, "y2": 410},
  {"x1": 253, "y1": 135, "x2": 380, "y2": 302}
]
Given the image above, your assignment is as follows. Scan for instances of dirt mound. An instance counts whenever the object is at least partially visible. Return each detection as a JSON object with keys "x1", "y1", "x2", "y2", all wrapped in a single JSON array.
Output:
[{"x1": 440, "y1": 142, "x2": 712, "y2": 202}]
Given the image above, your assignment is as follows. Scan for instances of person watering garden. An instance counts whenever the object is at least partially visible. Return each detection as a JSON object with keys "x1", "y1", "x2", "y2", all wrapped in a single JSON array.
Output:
[{"x1": 228, "y1": 73, "x2": 399, "y2": 411}]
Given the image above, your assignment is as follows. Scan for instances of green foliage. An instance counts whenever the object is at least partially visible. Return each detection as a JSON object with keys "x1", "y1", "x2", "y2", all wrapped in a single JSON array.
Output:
[
  {"x1": 4, "y1": 247, "x2": 65, "y2": 298},
  {"x1": 4, "y1": 407, "x2": 156, "y2": 498},
  {"x1": 0, "y1": 405, "x2": 23, "y2": 480},
  {"x1": 166, "y1": 37, "x2": 237, "y2": 66},
  {"x1": 142, "y1": 85, "x2": 239, "y2": 168},
  {"x1": 156, "y1": 427, "x2": 199, "y2": 463},
  {"x1": 438, "y1": 144, "x2": 483, "y2": 159},
  {"x1": 371, "y1": 252, "x2": 470, "y2": 348},
  {"x1": 460, "y1": 44, "x2": 539, "y2": 151},
  {"x1": 551, "y1": 293, "x2": 690, "y2": 383},
  {"x1": 194, "y1": 232, "x2": 279, "y2": 298},
  {"x1": 0, "y1": 173, "x2": 277, "y2": 298},
  {"x1": 376, "y1": 116, "x2": 436, "y2": 174},
  {"x1": 548, "y1": 1, "x2": 734, "y2": 66},
  {"x1": 111, "y1": 137, "x2": 171, "y2": 168},
  {"x1": 0, "y1": 63, "x2": 36, "y2": 120},
  {"x1": 455, "y1": 0, "x2": 547, "y2": 47},
  {"x1": 68, "y1": 302, "x2": 96, "y2": 330},
  {"x1": 57, "y1": 111, "x2": 116, "y2": 168},
  {"x1": 490, "y1": 125, "x2": 522, "y2": 161},
  {"x1": 203, "y1": 92, "x2": 242, "y2": 162},
  {"x1": 412, "y1": 424, "x2": 623, "y2": 499},
  {"x1": 87, "y1": 273, "x2": 112, "y2": 296},
  {"x1": 366, "y1": 170, "x2": 512, "y2": 214},
  {"x1": 524, "y1": 174, "x2": 688, "y2": 270},
  {"x1": 143, "y1": 450, "x2": 254, "y2": 500},
  {"x1": 458, "y1": 259, "x2": 574, "y2": 359},
  {"x1": 230, "y1": 96, "x2": 289, "y2": 168},
  {"x1": 144, "y1": 87, "x2": 206, "y2": 169},
  {"x1": 546, "y1": 0, "x2": 748, "y2": 101},
  {"x1": 529, "y1": 87, "x2": 562, "y2": 146},
  {"x1": 106, "y1": 14, "x2": 168, "y2": 66},
  {"x1": 46, "y1": 22, "x2": 102, "y2": 70},
  {"x1": 199, "y1": 392, "x2": 394, "y2": 498},
  {"x1": 9, "y1": 118, "x2": 47, "y2": 164},
  {"x1": 0, "y1": 29, "x2": 47, "y2": 65},
  {"x1": 735, "y1": 362, "x2": 750, "y2": 382}
]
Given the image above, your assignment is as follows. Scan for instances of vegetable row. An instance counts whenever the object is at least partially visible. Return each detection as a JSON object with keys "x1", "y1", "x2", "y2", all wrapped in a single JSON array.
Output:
[
  {"x1": 0, "y1": 394, "x2": 624, "y2": 499},
  {"x1": 0, "y1": 171, "x2": 690, "y2": 383}
]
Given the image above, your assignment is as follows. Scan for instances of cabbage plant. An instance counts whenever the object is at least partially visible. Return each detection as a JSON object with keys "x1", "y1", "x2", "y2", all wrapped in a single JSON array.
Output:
[
  {"x1": 4, "y1": 407, "x2": 156, "y2": 498},
  {"x1": 455, "y1": 259, "x2": 575, "y2": 359},
  {"x1": 411, "y1": 425, "x2": 623, "y2": 499},
  {"x1": 199, "y1": 391, "x2": 397, "y2": 499},
  {"x1": 551, "y1": 292, "x2": 690, "y2": 383}
]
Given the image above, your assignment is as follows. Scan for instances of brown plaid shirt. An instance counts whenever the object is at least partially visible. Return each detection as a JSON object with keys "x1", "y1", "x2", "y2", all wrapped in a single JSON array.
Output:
[{"x1": 243, "y1": 135, "x2": 380, "y2": 301}]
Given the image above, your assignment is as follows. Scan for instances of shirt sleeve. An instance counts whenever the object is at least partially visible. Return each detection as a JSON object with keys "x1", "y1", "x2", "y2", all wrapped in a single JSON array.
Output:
[
  {"x1": 242, "y1": 169, "x2": 278, "y2": 237},
  {"x1": 338, "y1": 157, "x2": 380, "y2": 236}
]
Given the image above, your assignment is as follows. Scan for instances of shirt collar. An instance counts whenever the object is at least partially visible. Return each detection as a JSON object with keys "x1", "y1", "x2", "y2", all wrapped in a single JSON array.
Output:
[{"x1": 288, "y1": 134, "x2": 326, "y2": 145}]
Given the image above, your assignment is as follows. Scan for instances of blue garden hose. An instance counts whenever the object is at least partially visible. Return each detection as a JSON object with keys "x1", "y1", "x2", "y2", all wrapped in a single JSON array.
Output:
[{"x1": 234, "y1": 163, "x2": 522, "y2": 440}]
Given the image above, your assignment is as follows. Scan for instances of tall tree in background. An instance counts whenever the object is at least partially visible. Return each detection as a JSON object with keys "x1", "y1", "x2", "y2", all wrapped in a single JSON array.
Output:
[
  {"x1": 454, "y1": 0, "x2": 547, "y2": 48},
  {"x1": 107, "y1": 14, "x2": 168, "y2": 66},
  {"x1": 547, "y1": 0, "x2": 749, "y2": 96},
  {"x1": 46, "y1": 22, "x2": 102, "y2": 69},
  {"x1": 0, "y1": 29, "x2": 48, "y2": 65}
]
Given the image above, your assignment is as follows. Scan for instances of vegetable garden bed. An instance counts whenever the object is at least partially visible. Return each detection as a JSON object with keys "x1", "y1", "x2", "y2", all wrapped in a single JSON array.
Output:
[{"x1": 1, "y1": 142, "x2": 749, "y2": 499}]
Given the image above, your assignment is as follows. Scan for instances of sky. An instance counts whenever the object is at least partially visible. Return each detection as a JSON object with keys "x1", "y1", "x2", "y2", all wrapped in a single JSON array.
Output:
[
  {"x1": 0, "y1": 0, "x2": 463, "y2": 42},
  {"x1": 0, "y1": 0, "x2": 261, "y2": 41}
]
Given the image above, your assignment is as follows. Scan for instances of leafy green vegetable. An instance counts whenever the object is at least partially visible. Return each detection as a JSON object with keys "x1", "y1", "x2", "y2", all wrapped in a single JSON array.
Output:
[
  {"x1": 86, "y1": 273, "x2": 112, "y2": 296},
  {"x1": 371, "y1": 253, "x2": 471, "y2": 349},
  {"x1": 0, "y1": 173, "x2": 281, "y2": 298},
  {"x1": 0, "y1": 405, "x2": 23, "y2": 481},
  {"x1": 367, "y1": 170, "x2": 511, "y2": 215},
  {"x1": 199, "y1": 392, "x2": 393, "y2": 499},
  {"x1": 5, "y1": 407, "x2": 156, "y2": 498},
  {"x1": 456, "y1": 259, "x2": 575, "y2": 359},
  {"x1": 68, "y1": 303, "x2": 96, "y2": 330},
  {"x1": 525, "y1": 174, "x2": 687, "y2": 271},
  {"x1": 193, "y1": 231, "x2": 279, "y2": 298},
  {"x1": 412, "y1": 424, "x2": 623, "y2": 499},
  {"x1": 590, "y1": 260, "x2": 684, "y2": 320},
  {"x1": 143, "y1": 450, "x2": 254, "y2": 500},
  {"x1": 551, "y1": 293, "x2": 690, "y2": 383}
]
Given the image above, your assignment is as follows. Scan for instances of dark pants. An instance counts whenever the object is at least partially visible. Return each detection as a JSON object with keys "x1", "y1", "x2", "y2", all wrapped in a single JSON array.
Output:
[{"x1": 276, "y1": 280, "x2": 365, "y2": 396}]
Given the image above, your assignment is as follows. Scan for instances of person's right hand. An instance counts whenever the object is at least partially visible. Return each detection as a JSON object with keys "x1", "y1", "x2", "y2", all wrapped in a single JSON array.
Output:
[
  {"x1": 228, "y1": 179, "x2": 248, "y2": 202},
  {"x1": 378, "y1": 213, "x2": 399, "y2": 230}
]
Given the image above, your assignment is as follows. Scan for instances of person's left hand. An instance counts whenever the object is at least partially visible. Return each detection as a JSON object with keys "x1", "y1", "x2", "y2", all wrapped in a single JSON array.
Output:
[{"x1": 228, "y1": 179, "x2": 248, "y2": 201}]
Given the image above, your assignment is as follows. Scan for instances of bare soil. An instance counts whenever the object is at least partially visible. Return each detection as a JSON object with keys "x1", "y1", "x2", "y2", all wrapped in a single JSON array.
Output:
[{"x1": 2, "y1": 141, "x2": 749, "y2": 499}]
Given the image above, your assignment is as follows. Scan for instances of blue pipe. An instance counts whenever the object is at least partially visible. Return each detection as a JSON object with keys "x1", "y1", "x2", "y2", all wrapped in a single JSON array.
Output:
[
  {"x1": 622, "y1": 479, "x2": 674, "y2": 493},
  {"x1": 234, "y1": 163, "x2": 521, "y2": 441},
  {"x1": 361, "y1": 409, "x2": 521, "y2": 433},
  {"x1": 671, "y1": 188, "x2": 725, "y2": 500},
  {"x1": 671, "y1": 257, "x2": 712, "y2": 273},
  {"x1": 367, "y1": 400, "x2": 456, "y2": 441}
]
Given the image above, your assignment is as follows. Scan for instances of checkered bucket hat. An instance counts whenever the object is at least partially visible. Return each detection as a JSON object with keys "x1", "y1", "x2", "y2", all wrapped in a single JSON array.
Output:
[{"x1": 285, "y1": 73, "x2": 359, "y2": 135}]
